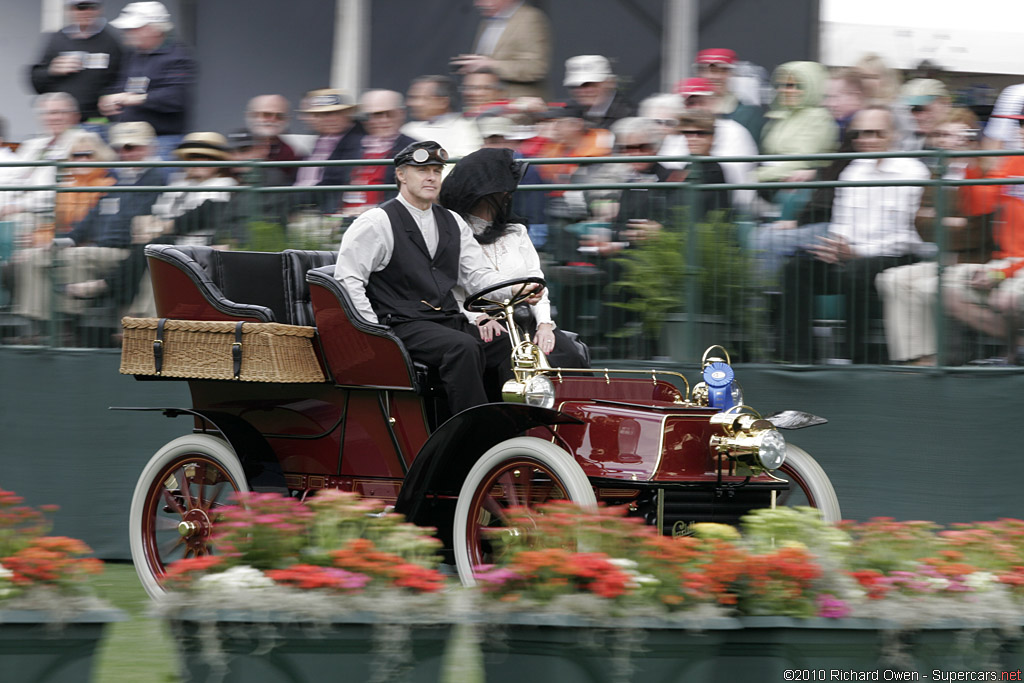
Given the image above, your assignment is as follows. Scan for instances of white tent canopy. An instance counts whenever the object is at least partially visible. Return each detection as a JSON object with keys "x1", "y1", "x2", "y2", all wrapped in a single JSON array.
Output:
[{"x1": 821, "y1": 0, "x2": 1024, "y2": 75}]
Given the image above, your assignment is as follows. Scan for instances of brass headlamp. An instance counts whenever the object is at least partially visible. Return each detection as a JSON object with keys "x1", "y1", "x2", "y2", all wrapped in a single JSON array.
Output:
[{"x1": 708, "y1": 406, "x2": 786, "y2": 475}]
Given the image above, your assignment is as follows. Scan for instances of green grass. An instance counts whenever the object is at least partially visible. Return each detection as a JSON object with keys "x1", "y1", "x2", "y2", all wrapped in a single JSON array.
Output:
[{"x1": 89, "y1": 562, "x2": 180, "y2": 683}]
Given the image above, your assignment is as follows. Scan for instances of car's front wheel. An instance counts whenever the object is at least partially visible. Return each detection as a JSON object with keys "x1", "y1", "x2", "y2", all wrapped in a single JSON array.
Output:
[
  {"x1": 452, "y1": 436, "x2": 596, "y2": 586},
  {"x1": 774, "y1": 444, "x2": 842, "y2": 522}
]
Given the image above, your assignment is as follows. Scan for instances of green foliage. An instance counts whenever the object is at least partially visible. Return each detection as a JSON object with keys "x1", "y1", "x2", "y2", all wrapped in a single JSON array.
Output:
[
  {"x1": 609, "y1": 210, "x2": 754, "y2": 339},
  {"x1": 241, "y1": 220, "x2": 288, "y2": 252}
]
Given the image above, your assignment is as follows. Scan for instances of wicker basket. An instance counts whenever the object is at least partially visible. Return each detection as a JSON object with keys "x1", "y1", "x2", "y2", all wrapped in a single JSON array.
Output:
[{"x1": 119, "y1": 317, "x2": 326, "y2": 383}]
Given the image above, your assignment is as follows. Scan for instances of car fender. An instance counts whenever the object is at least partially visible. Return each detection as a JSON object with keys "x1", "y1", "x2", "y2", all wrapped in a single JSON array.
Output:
[
  {"x1": 394, "y1": 403, "x2": 582, "y2": 527},
  {"x1": 110, "y1": 406, "x2": 288, "y2": 493}
]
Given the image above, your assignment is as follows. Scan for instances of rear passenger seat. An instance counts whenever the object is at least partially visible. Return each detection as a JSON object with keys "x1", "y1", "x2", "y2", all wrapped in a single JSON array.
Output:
[{"x1": 144, "y1": 245, "x2": 337, "y2": 326}]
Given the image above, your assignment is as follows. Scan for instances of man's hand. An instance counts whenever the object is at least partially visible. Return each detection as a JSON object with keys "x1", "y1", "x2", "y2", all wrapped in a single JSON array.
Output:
[
  {"x1": 533, "y1": 323, "x2": 555, "y2": 355},
  {"x1": 622, "y1": 219, "x2": 662, "y2": 242},
  {"x1": 49, "y1": 54, "x2": 83, "y2": 76},
  {"x1": 969, "y1": 269, "x2": 1002, "y2": 291},
  {"x1": 121, "y1": 92, "x2": 147, "y2": 107},
  {"x1": 98, "y1": 94, "x2": 125, "y2": 116},
  {"x1": 450, "y1": 54, "x2": 494, "y2": 74},
  {"x1": 785, "y1": 169, "x2": 817, "y2": 183},
  {"x1": 476, "y1": 317, "x2": 505, "y2": 342},
  {"x1": 807, "y1": 235, "x2": 853, "y2": 264}
]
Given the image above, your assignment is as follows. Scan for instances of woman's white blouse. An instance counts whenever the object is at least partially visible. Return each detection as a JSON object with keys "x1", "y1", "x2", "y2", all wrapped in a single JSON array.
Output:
[{"x1": 455, "y1": 219, "x2": 555, "y2": 328}]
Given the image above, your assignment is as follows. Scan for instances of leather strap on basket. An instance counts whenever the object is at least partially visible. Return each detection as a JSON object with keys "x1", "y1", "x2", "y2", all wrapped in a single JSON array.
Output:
[
  {"x1": 232, "y1": 321, "x2": 244, "y2": 379},
  {"x1": 153, "y1": 318, "x2": 166, "y2": 375}
]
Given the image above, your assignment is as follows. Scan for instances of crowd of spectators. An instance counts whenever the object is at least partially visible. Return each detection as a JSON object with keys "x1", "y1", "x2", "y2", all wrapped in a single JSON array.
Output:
[{"x1": 2, "y1": 0, "x2": 1023, "y2": 364}]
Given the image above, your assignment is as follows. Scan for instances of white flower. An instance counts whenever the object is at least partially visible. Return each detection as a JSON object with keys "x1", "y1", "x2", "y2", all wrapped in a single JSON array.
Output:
[
  {"x1": 607, "y1": 558, "x2": 638, "y2": 570},
  {"x1": 922, "y1": 576, "x2": 950, "y2": 591},
  {"x1": 197, "y1": 565, "x2": 274, "y2": 592},
  {"x1": 633, "y1": 573, "x2": 661, "y2": 586},
  {"x1": 964, "y1": 572, "x2": 997, "y2": 591},
  {"x1": 0, "y1": 564, "x2": 14, "y2": 598}
]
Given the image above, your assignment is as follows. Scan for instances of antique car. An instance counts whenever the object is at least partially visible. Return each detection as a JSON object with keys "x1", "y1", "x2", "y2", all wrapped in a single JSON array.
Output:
[{"x1": 121, "y1": 244, "x2": 839, "y2": 597}]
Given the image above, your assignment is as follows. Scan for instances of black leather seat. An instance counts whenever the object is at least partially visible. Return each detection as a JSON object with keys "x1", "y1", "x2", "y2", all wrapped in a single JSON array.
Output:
[
  {"x1": 283, "y1": 250, "x2": 337, "y2": 326},
  {"x1": 146, "y1": 245, "x2": 338, "y2": 327},
  {"x1": 145, "y1": 244, "x2": 276, "y2": 321}
]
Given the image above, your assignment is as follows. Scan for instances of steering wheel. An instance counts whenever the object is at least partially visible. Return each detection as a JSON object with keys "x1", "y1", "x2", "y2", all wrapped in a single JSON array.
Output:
[{"x1": 464, "y1": 277, "x2": 546, "y2": 316}]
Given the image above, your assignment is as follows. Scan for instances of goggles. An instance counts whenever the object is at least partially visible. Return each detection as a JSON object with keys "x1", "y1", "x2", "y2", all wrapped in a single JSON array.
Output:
[{"x1": 410, "y1": 147, "x2": 449, "y2": 164}]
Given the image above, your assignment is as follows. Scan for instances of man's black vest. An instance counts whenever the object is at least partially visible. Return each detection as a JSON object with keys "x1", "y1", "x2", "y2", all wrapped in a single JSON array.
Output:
[{"x1": 366, "y1": 199, "x2": 461, "y2": 325}]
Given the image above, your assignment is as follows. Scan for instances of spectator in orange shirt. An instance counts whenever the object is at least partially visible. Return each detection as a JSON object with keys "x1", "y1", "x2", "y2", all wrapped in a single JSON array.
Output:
[
  {"x1": 875, "y1": 108, "x2": 996, "y2": 365},
  {"x1": 535, "y1": 104, "x2": 611, "y2": 186},
  {"x1": 55, "y1": 130, "x2": 117, "y2": 236},
  {"x1": 942, "y1": 105, "x2": 1024, "y2": 361}
]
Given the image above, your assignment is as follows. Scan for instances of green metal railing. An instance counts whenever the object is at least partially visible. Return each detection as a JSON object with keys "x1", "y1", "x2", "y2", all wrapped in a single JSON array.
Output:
[{"x1": 1, "y1": 149, "x2": 1023, "y2": 369}]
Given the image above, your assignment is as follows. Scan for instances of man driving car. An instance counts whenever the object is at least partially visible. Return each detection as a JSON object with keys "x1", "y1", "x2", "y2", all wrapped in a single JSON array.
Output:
[{"x1": 334, "y1": 140, "x2": 540, "y2": 413}]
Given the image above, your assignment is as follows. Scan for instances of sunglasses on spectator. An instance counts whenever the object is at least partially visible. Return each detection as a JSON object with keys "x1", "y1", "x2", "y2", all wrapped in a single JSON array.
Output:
[
  {"x1": 650, "y1": 118, "x2": 677, "y2": 127},
  {"x1": 74, "y1": 2, "x2": 99, "y2": 9},
  {"x1": 849, "y1": 129, "x2": 888, "y2": 139},
  {"x1": 933, "y1": 129, "x2": 977, "y2": 140},
  {"x1": 775, "y1": 81, "x2": 802, "y2": 90},
  {"x1": 618, "y1": 143, "x2": 654, "y2": 152},
  {"x1": 366, "y1": 110, "x2": 398, "y2": 118},
  {"x1": 118, "y1": 143, "x2": 143, "y2": 151},
  {"x1": 680, "y1": 129, "x2": 713, "y2": 137},
  {"x1": 697, "y1": 63, "x2": 731, "y2": 73},
  {"x1": 910, "y1": 105, "x2": 928, "y2": 114},
  {"x1": 251, "y1": 111, "x2": 287, "y2": 120},
  {"x1": 71, "y1": 151, "x2": 95, "y2": 158}
]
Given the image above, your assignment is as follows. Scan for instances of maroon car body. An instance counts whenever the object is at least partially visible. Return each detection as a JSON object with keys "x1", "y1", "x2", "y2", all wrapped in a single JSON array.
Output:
[{"x1": 125, "y1": 245, "x2": 836, "y2": 598}]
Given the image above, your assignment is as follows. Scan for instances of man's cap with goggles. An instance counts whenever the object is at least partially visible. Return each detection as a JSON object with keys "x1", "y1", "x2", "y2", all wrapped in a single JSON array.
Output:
[
  {"x1": 394, "y1": 141, "x2": 450, "y2": 167},
  {"x1": 695, "y1": 48, "x2": 736, "y2": 67}
]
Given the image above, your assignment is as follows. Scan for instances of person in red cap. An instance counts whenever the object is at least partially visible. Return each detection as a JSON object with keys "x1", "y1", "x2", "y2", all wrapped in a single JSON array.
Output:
[
  {"x1": 694, "y1": 48, "x2": 765, "y2": 144},
  {"x1": 662, "y1": 77, "x2": 758, "y2": 215}
]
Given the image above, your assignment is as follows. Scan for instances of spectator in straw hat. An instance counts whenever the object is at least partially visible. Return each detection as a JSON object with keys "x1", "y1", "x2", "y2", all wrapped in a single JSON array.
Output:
[
  {"x1": 294, "y1": 88, "x2": 364, "y2": 188},
  {"x1": 149, "y1": 132, "x2": 237, "y2": 221}
]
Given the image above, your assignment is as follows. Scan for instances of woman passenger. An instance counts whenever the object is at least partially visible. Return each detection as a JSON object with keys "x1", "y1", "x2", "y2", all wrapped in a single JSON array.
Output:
[{"x1": 439, "y1": 147, "x2": 590, "y2": 368}]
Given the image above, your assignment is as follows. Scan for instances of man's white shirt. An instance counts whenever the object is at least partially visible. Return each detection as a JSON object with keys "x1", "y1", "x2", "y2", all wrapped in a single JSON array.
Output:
[
  {"x1": 334, "y1": 194, "x2": 508, "y2": 323},
  {"x1": 828, "y1": 156, "x2": 930, "y2": 259}
]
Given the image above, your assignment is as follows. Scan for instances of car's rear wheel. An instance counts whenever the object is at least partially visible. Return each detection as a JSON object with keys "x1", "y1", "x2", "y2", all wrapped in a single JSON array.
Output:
[
  {"x1": 774, "y1": 443, "x2": 841, "y2": 522},
  {"x1": 453, "y1": 436, "x2": 596, "y2": 586},
  {"x1": 129, "y1": 434, "x2": 249, "y2": 599}
]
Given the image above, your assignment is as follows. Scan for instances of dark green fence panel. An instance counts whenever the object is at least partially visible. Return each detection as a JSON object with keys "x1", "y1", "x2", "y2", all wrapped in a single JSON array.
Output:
[{"x1": 2, "y1": 347, "x2": 1021, "y2": 559}]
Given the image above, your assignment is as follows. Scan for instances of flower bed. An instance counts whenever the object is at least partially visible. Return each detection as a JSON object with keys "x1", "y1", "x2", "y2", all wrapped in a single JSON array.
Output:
[
  {"x1": 158, "y1": 492, "x2": 1024, "y2": 681},
  {"x1": 0, "y1": 488, "x2": 122, "y2": 683}
]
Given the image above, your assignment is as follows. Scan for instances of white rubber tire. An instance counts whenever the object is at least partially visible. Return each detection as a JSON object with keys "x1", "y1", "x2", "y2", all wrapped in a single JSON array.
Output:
[
  {"x1": 453, "y1": 436, "x2": 596, "y2": 587},
  {"x1": 129, "y1": 434, "x2": 248, "y2": 599},
  {"x1": 778, "y1": 444, "x2": 842, "y2": 523}
]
